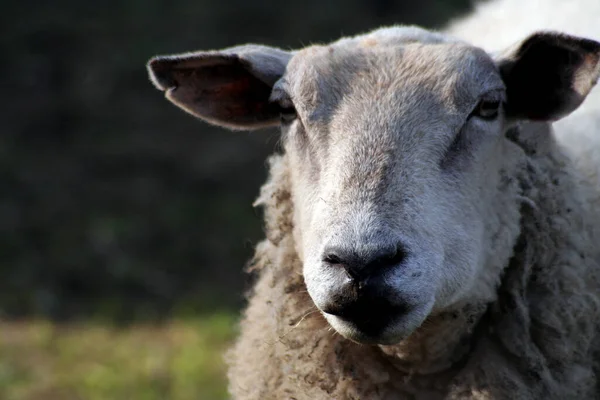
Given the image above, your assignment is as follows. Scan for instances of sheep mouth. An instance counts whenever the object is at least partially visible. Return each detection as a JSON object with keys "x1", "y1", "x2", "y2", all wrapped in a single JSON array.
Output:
[{"x1": 322, "y1": 297, "x2": 414, "y2": 344}]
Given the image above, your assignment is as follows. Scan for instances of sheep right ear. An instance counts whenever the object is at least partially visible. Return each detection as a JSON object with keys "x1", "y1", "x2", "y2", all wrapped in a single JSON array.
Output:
[
  {"x1": 497, "y1": 32, "x2": 600, "y2": 121},
  {"x1": 147, "y1": 45, "x2": 292, "y2": 130}
]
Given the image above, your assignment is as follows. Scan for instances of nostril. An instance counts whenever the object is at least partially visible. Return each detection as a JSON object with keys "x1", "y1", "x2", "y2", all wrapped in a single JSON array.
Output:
[
  {"x1": 322, "y1": 247, "x2": 361, "y2": 281},
  {"x1": 323, "y1": 253, "x2": 344, "y2": 266},
  {"x1": 370, "y1": 243, "x2": 408, "y2": 270},
  {"x1": 322, "y1": 242, "x2": 408, "y2": 283}
]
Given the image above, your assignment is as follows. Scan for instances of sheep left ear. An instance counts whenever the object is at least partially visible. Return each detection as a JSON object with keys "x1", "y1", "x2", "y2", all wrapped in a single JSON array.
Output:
[
  {"x1": 498, "y1": 31, "x2": 600, "y2": 121},
  {"x1": 147, "y1": 45, "x2": 292, "y2": 130}
]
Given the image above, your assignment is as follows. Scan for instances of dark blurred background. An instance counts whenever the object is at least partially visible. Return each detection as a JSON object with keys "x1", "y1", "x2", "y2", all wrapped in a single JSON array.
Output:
[{"x1": 1, "y1": 0, "x2": 475, "y2": 322}]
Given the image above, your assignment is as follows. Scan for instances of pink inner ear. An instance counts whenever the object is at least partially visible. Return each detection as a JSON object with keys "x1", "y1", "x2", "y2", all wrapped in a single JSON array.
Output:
[
  {"x1": 573, "y1": 53, "x2": 600, "y2": 97},
  {"x1": 162, "y1": 62, "x2": 280, "y2": 128}
]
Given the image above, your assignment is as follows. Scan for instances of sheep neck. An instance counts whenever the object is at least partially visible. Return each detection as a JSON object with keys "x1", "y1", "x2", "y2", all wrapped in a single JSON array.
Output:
[{"x1": 375, "y1": 300, "x2": 490, "y2": 375}]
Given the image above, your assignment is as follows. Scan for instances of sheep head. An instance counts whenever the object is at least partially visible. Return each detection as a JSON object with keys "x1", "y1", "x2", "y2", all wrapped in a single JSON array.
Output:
[{"x1": 148, "y1": 27, "x2": 600, "y2": 345}]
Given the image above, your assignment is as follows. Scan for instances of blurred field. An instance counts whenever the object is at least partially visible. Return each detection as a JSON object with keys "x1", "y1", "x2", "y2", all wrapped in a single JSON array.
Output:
[{"x1": 0, "y1": 313, "x2": 236, "y2": 400}]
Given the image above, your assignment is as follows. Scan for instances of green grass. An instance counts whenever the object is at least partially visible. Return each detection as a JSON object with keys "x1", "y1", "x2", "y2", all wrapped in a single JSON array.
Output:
[{"x1": 0, "y1": 313, "x2": 237, "y2": 400}]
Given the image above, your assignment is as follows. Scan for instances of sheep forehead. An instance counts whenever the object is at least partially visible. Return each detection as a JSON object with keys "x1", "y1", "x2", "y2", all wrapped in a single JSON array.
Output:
[{"x1": 285, "y1": 29, "x2": 503, "y2": 124}]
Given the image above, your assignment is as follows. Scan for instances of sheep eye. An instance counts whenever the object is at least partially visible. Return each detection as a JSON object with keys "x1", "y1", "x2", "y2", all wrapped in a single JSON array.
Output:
[
  {"x1": 471, "y1": 98, "x2": 500, "y2": 120},
  {"x1": 279, "y1": 105, "x2": 297, "y2": 124},
  {"x1": 270, "y1": 87, "x2": 297, "y2": 124}
]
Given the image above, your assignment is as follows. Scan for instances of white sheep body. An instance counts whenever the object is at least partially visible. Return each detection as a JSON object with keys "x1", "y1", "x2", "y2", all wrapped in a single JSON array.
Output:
[{"x1": 223, "y1": 1, "x2": 600, "y2": 398}]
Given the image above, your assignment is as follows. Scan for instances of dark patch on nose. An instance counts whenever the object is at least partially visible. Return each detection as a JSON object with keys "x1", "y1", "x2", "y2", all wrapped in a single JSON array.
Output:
[
  {"x1": 321, "y1": 287, "x2": 411, "y2": 337},
  {"x1": 322, "y1": 242, "x2": 407, "y2": 284},
  {"x1": 319, "y1": 241, "x2": 412, "y2": 336}
]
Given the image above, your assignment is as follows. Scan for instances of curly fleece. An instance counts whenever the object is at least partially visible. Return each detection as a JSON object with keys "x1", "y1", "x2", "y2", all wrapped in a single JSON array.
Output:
[{"x1": 226, "y1": 117, "x2": 600, "y2": 398}]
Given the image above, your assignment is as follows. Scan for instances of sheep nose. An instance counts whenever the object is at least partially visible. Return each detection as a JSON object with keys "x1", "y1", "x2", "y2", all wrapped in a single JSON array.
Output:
[{"x1": 322, "y1": 242, "x2": 407, "y2": 285}]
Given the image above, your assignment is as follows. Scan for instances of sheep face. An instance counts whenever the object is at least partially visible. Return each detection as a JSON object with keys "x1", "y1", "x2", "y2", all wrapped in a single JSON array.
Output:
[
  {"x1": 280, "y1": 35, "x2": 513, "y2": 344},
  {"x1": 147, "y1": 27, "x2": 600, "y2": 345}
]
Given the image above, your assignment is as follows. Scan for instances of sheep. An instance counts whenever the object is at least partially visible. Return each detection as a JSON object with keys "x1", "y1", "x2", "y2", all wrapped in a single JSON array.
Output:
[{"x1": 146, "y1": 0, "x2": 600, "y2": 397}]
